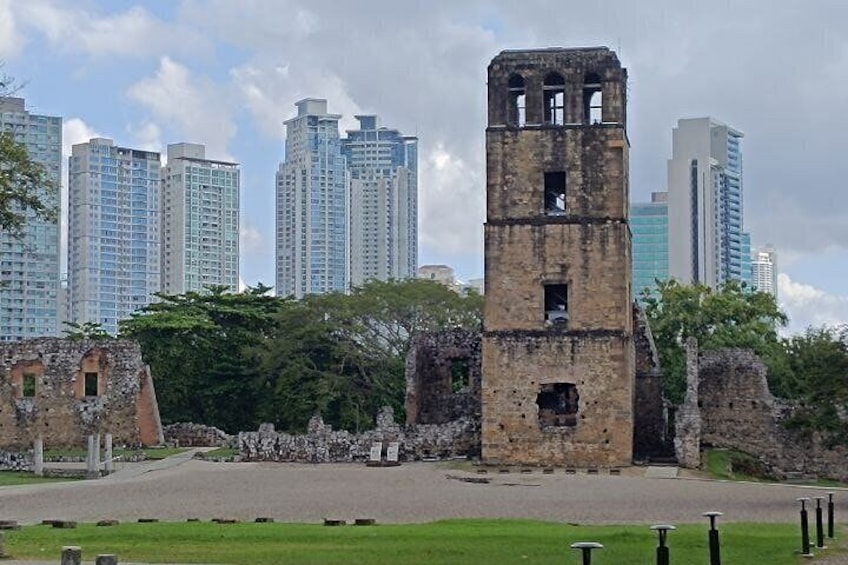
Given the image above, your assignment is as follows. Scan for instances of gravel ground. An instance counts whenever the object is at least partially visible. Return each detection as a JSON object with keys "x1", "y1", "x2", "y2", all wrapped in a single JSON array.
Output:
[{"x1": 0, "y1": 457, "x2": 845, "y2": 526}]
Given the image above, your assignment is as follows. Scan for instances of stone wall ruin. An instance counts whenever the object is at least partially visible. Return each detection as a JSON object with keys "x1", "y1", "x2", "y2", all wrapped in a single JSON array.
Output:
[{"x1": 0, "y1": 338, "x2": 163, "y2": 450}]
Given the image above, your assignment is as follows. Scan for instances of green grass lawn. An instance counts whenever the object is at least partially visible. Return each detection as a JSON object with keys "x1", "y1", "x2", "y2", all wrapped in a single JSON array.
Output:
[
  {"x1": 198, "y1": 447, "x2": 238, "y2": 458},
  {"x1": 0, "y1": 471, "x2": 74, "y2": 486},
  {"x1": 4, "y1": 519, "x2": 841, "y2": 565},
  {"x1": 43, "y1": 447, "x2": 186, "y2": 460}
]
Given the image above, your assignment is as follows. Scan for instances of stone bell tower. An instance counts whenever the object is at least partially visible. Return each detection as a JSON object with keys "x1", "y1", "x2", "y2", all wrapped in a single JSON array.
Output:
[{"x1": 481, "y1": 47, "x2": 634, "y2": 467}]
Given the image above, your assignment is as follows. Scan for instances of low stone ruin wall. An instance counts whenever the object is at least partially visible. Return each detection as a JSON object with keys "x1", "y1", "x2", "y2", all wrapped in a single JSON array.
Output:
[
  {"x1": 164, "y1": 422, "x2": 232, "y2": 447},
  {"x1": 239, "y1": 407, "x2": 480, "y2": 463},
  {"x1": 0, "y1": 450, "x2": 32, "y2": 472},
  {"x1": 677, "y1": 345, "x2": 848, "y2": 481}
]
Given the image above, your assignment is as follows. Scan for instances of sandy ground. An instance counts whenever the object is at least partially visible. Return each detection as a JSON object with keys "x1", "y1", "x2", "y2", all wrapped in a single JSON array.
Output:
[{"x1": 0, "y1": 456, "x2": 845, "y2": 526}]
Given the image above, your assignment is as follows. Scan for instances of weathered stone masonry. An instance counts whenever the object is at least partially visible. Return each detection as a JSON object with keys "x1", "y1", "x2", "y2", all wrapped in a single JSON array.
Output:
[
  {"x1": 0, "y1": 338, "x2": 163, "y2": 449},
  {"x1": 482, "y1": 48, "x2": 634, "y2": 466}
]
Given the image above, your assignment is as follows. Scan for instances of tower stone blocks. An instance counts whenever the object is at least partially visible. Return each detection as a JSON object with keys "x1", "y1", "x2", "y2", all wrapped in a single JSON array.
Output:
[{"x1": 482, "y1": 48, "x2": 634, "y2": 466}]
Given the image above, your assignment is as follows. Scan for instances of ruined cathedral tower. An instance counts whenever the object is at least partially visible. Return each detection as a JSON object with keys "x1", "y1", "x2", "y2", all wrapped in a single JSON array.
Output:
[{"x1": 482, "y1": 48, "x2": 634, "y2": 466}]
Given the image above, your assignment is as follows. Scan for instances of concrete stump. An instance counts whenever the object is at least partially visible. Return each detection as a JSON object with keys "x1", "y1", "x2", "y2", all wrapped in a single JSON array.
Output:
[
  {"x1": 96, "y1": 554, "x2": 118, "y2": 565},
  {"x1": 86, "y1": 435, "x2": 97, "y2": 477},
  {"x1": 104, "y1": 434, "x2": 113, "y2": 474},
  {"x1": 33, "y1": 436, "x2": 44, "y2": 476},
  {"x1": 61, "y1": 545, "x2": 82, "y2": 565},
  {"x1": 0, "y1": 532, "x2": 5, "y2": 558}
]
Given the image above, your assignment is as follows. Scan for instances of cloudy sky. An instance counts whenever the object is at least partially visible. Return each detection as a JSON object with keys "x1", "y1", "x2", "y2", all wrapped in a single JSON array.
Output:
[{"x1": 3, "y1": 0, "x2": 848, "y2": 333}]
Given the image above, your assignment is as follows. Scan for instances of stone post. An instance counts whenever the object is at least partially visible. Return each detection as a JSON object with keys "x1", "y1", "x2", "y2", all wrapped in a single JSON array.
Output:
[
  {"x1": 674, "y1": 337, "x2": 701, "y2": 468},
  {"x1": 104, "y1": 434, "x2": 113, "y2": 474},
  {"x1": 94, "y1": 433, "x2": 101, "y2": 471},
  {"x1": 61, "y1": 545, "x2": 82, "y2": 565},
  {"x1": 96, "y1": 554, "x2": 118, "y2": 565},
  {"x1": 33, "y1": 436, "x2": 44, "y2": 477},
  {"x1": 86, "y1": 434, "x2": 97, "y2": 477},
  {"x1": 0, "y1": 532, "x2": 5, "y2": 558}
]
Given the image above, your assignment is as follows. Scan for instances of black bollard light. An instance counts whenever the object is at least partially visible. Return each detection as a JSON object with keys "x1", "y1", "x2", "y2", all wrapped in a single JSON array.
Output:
[
  {"x1": 797, "y1": 497, "x2": 813, "y2": 557},
  {"x1": 814, "y1": 496, "x2": 826, "y2": 549},
  {"x1": 827, "y1": 492, "x2": 835, "y2": 539},
  {"x1": 570, "y1": 542, "x2": 603, "y2": 565},
  {"x1": 703, "y1": 511, "x2": 723, "y2": 565},
  {"x1": 650, "y1": 524, "x2": 676, "y2": 565}
]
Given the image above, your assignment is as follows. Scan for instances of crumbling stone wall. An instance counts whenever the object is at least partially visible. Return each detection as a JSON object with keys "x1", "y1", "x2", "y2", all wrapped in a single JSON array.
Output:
[
  {"x1": 164, "y1": 423, "x2": 232, "y2": 447},
  {"x1": 678, "y1": 345, "x2": 848, "y2": 481},
  {"x1": 405, "y1": 329, "x2": 481, "y2": 425},
  {"x1": 0, "y1": 338, "x2": 163, "y2": 449},
  {"x1": 239, "y1": 407, "x2": 479, "y2": 463},
  {"x1": 482, "y1": 47, "x2": 634, "y2": 467},
  {"x1": 0, "y1": 450, "x2": 32, "y2": 471}
]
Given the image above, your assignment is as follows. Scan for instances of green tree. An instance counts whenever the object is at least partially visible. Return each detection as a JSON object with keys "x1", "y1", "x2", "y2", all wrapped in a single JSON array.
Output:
[
  {"x1": 642, "y1": 279, "x2": 787, "y2": 404},
  {"x1": 62, "y1": 321, "x2": 112, "y2": 340},
  {"x1": 119, "y1": 284, "x2": 281, "y2": 432},
  {"x1": 778, "y1": 326, "x2": 848, "y2": 447},
  {"x1": 257, "y1": 279, "x2": 483, "y2": 432}
]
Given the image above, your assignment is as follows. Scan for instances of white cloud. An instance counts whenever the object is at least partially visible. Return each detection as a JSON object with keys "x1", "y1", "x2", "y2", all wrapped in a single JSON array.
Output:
[
  {"x1": 419, "y1": 144, "x2": 484, "y2": 258},
  {"x1": 127, "y1": 57, "x2": 236, "y2": 160},
  {"x1": 239, "y1": 219, "x2": 265, "y2": 255},
  {"x1": 0, "y1": 0, "x2": 23, "y2": 59},
  {"x1": 126, "y1": 121, "x2": 163, "y2": 156},
  {"x1": 778, "y1": 273, "x2": 848, "y2": 334},
  {"x1": 13, "y1": 1, "x2": 210, "y2": 59}
]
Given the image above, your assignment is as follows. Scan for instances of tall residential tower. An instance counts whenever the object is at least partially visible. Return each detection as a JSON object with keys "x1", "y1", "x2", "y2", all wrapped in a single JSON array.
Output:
[
  {"x1": 68, "y1": 138, "x2": 161, "y2": 335},
  {"x1": 0, "y1": 97, "x2": 62, "y2": 341},
  {"x1": 276, "y1": 99, "x2": 348, "y2": 298},
  {"x1": 631, "y1": 191, "x2": 669, "y2": 299},
  {"x1": 342, "y1": 115, "x2": 417, "y2": 285},
  {"x1": 160, "y1": 143, "x2": 239, "y2": 294},
  {"x1": 667, "y1": 117, "x2": 751, "y2": 288}
]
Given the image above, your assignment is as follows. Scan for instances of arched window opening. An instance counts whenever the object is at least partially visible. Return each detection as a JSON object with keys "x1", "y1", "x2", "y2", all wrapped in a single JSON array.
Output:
[
  {"x1": 583, "y1": 72, "x2": 603, "y2": 124},
  {"x1": 543, "y1": 73, "x2": 565, "y2": 125},
  {"x1": 508, "y1": 74, "x2": 526, "y2": 127}
]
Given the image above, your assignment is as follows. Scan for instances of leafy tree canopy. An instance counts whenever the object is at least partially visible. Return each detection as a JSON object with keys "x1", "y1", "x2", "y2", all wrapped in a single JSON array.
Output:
[{"x1": 641, "y1": 279, "x2": 787, "y2": 404}]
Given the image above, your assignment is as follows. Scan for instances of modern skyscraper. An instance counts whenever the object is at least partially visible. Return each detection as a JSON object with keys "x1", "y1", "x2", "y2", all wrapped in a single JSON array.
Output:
[
  {"x1": 751, "y1": 245, "x2": 778, "y2": 298},
  {"x1": 68, "y1": 138, "x2": 161, "y2": 335},
  {"x1": 631, "y1": 191, "x2": 668, "y2": 300},
  {"x1": 276, "y1": 99, "x2": 349, "y2": 298},
  {"x1": 342, "y1": 115, "x2": 417, "y2": 285},
  {"x1": 0, "y1": 97, "x2": 62, "y2": 341},
  {"x1": 667, "y1": 117, "x2": 750, "y2": 288},
  {"x1": 160, "y1": 143, "x2": 239, "y2": 294}
]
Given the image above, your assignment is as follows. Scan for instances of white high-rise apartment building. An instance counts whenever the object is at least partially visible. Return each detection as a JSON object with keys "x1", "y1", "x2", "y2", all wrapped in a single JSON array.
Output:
[
  {"x1": 160, "y1": 143, "x2": 239, "y2": 294},
  {"x1": 68, "y1": 138, "x2": 161, "y2": 335},
  {"x1": 342, "y1": 115, "x2": 417, "y2": 285},
  {"x1": 667, "y1": 117, "x2": 751, "y2": 288},
  {"x1": 276, "y1": 99, "x2": 349, "y2": 298},
  {"x1": 0, "y1": 97, "x2": 62, "y2": 341},
  {"x1": 751, "y1": 246, "x2": 778, "y2": 298}
]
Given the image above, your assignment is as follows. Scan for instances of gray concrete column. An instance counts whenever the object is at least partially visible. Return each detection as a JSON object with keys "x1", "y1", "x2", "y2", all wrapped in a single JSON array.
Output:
[
  {"x1": 86, "y1": 434, "x2": 97, "y2": 477},
  {"x1": 104, "y1": 434, "x2": 113, "y2": 474},
  {"x1": 0, "y1": 532, "x2": 5, "y2": 558},
  {"x1": 33, "y1": 436, "x2": 43, "y2": 476},
  {"x1": 95, "y1": 554, "x2": 118, "y2": 565},
  {"x1": 61, "y1": 545, "x2": 82, "y2": 565},
  {"x1": 94, "y1": 433, "x2": 101, "y2": 471}
]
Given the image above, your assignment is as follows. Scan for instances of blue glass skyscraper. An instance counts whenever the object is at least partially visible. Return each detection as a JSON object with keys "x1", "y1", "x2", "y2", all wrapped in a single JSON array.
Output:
[
  {"x1": 631, "y1": 192, "x2": 668, "y2": 300},
  {"x1": 668, "y1": 118, "x2": 750, "y2": 288},
  {"x1": 276, "y1": 99, "x2": 348, "y2": 298},
  {"x1": 341, "y1": 115, "x2": 418, "y2": 285},
  {"x1": 0, "y1": 97, "x2": 62, "y2": 341}
]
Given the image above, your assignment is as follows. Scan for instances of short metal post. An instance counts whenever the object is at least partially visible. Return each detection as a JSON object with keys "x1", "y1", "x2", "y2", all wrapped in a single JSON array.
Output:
[
  {"x1": 827, "y1": 492, "x2": 835, "y2": 539},
  {"x1": 798, "y1": 497, "x2": 813, "y2": 557},
  {"x1": 814, "y1": 496, "x2": 826, "y2": 549},
  {"x1": 570, "y1": 541, "x2": 603, "y2": 565},
  {"x1": 703, "y1": 511, "x2": 723, "y2": 565},
  {"x1": 651, "y1": 524, "x2": 675, "y2": 565}
]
